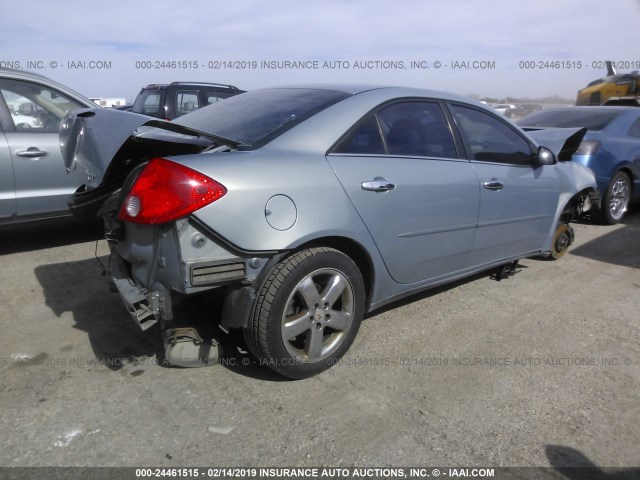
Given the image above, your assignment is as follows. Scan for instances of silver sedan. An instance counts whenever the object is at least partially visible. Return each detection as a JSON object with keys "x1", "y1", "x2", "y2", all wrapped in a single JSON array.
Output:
[
  {"x1": 0, "y1": 68, "x2": 96, "y2": 226},
  {"x1": 60, "y1": 85, "x2": 598, "y2": 378}
]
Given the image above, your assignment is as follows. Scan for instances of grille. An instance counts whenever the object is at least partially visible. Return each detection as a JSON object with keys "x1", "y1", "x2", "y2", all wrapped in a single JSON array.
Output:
[{"x1": 191, "y1": 262, "x2": 245, "y2": 286}]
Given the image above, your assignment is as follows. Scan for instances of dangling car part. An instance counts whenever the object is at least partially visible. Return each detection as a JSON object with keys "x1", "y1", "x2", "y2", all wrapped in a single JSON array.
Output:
[
  {"x1": 60, "y1": 85, "x2": 598, "y2": 379},
  {"x1": 550, "y1": 224, "x2": 574, "y2": 260},
  {"x1": 491, "y1": 260, "x2": 521, "y2": 281}
]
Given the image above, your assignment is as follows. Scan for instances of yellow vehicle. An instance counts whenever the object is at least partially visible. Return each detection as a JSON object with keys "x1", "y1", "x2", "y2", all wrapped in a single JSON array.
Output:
[{"x1": 576, "y1": 61, "x2": 640, "y2": 106}]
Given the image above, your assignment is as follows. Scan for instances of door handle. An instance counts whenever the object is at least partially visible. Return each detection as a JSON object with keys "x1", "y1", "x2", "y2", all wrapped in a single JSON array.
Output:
[
  {"x1": 17, "y1": 148, "x2": 47, "y2": 158},
  {"x1": 361, "y1": 178, "x2": 396, "y2": 192},
  {"x1": 482, "y1": 181, "x2": 504, "y2": 191}
]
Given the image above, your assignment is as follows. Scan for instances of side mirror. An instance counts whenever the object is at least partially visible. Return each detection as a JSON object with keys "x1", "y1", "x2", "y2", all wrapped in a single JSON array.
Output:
[{"x1": 535, "y1": 146, "x2": 556, "y2": 166}]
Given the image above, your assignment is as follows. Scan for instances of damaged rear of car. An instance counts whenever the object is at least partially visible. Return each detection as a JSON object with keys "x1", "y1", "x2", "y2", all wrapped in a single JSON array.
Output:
[{"x1": 60, "y1": 86, "x2": 598, "y2": 379}]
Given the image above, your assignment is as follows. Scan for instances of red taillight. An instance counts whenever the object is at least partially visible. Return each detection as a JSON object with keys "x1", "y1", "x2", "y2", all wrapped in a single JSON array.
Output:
[{"x1": 118, "y1": 157, "x2": 226, "y2": 224}]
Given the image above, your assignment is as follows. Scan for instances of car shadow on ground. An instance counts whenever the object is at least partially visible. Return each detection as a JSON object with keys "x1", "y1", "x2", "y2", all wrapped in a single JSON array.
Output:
[
  {"x1": 34, "y1": 255, "x2": 163, "y2": 371},
  {"x1": 365, "y1": 263, "x2": 527, "y2": 319},
  {"x1": 169, "y1": 292, "x2": 288, "y2": 381},
  {"x1": 33, "y1": 255, "x2": 285, "y2": 379},
  {"x1": 545, "y1": 444, "x2": 639, "y2": 480},
  {"x1": 29, "y1": 252, "x2": 539, "y2": 381},
  {"x1": 0, "y1": 218, "x2": 102, "y2": 255},
  {"x1": 569, "y1": 209, "x2": 640, "y2": 269},
  {"x1": 197, "y1": 266, "x2": 518, "y2": 381}
]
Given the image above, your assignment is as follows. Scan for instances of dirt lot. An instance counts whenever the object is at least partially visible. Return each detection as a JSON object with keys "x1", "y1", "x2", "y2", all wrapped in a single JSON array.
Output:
[{"x1": 0, "y1": 211, "x2": 638, "y2": 472}]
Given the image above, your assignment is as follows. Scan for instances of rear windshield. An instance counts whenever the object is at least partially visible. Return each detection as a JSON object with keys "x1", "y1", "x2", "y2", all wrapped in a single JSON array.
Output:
[
  {"x1": 517, "y1": 109, "x2": 619, "y2": 131},
  {"x1": 132, "y1": 88, "x2": 165, "y2": 117},
  {"x1": 173, "y1": 88, "x2": 351, "y2": 148}
]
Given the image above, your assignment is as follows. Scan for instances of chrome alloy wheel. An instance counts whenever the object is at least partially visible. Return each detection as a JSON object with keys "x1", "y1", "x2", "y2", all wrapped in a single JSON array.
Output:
[
  {"x1": 608, "y1": 175, "x2": 631, "y2": 222},
  {"x1": 281, "y1": 268, "x2": 354, "y2": 363}
]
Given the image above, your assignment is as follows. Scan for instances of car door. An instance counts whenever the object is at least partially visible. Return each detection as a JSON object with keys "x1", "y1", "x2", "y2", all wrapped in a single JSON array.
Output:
[
  {"x1": 449, "y1": 103, "x2": 561, "y2": 267},
  {"x1": 0, "y1": 121, "x2": 16, "y2": 220},
  {"x1": 326, "y1": 100, "x2": 480, "y2": 284},
  {"x1": 0, "y1": 78, "x2": 84, "y2": 218}
]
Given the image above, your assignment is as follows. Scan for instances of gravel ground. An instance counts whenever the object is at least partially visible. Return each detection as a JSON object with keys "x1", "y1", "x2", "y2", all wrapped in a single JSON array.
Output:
[{"x1": 0, "y1": 211, "x2": 638, "y2": 473}]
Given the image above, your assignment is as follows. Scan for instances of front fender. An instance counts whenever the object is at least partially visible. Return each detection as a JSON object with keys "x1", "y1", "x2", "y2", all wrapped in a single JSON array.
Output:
[{"x1": 542, "y1": 162, "x2": 597, "y2": 252}]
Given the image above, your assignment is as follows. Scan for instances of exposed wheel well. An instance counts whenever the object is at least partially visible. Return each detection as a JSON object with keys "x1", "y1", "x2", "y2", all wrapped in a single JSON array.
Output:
[{"x1": 560, "y1": 187, "x2": 599, "y2": 223}]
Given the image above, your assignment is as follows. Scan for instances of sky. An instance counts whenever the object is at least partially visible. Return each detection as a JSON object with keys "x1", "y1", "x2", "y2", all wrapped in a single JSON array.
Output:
[{"x1": 1, "y1": 0, "x2": 640, "y2": 102}]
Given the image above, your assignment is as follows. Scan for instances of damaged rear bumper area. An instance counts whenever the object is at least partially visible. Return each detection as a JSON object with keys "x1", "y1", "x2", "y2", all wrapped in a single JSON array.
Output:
[
  {"x1": 110, "y1": 253, "x2": 170, "y2": 331},
  {"x1": 110, "y1": 251, "x2": 219, "y2": 367},
  {"x1": 106, "y1": 219, "x2": 275, "y2": 367}
]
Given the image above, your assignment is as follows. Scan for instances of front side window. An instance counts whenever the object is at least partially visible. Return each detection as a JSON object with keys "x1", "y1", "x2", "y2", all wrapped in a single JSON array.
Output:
[
  {"x1": 0, "y1": 78, "x2": 83, "y2": 132},
  {"x1": 451, "y1": 105, "x2": 534, "y2": 164}
]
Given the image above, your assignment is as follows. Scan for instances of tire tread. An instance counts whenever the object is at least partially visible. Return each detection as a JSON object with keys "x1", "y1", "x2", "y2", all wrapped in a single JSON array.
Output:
[{"x1": 244, "y1": 247, "x2": 359, "y2": 378}]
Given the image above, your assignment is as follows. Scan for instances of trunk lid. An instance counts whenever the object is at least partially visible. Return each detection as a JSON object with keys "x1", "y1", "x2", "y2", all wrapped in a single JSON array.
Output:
[
  {"x1": 59, "y1": 107, "x2": 241, "y2": 189},
  {"x1": 523, "y1": 127, "x2": 587, "y2": 162}
]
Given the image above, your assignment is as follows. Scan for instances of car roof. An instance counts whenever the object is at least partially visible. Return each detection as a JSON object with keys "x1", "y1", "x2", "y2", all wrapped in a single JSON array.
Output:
[
  {"x1": 142, "y1": 82, "x2": 240, "y2": 89},
  {"x1": 0, "y1": 67, "x2": 95, "y2": 106},
  {"x1": 262, "y1": 84, "x2": 484, "y2": 105},
  {"x1": 0, "y1": 67, "x2": 59, "y2": 83}
]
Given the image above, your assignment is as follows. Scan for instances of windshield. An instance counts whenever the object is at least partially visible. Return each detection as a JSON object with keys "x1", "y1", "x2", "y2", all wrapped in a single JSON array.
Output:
[
  {"x1": 173, "y1": 88, "x2": 351, "y2": 148},
  {"x1": 517, "y1": 109, "x2": 619, "y2": 131}
]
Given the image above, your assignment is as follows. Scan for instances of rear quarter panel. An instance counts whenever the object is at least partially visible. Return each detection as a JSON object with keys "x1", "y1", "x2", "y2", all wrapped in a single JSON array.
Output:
[
  {"x1": 178, "y1": 149, "x2": 378, "y2": 253},
  {"x1": 574, "y1": 130, "x2": 640, "y2": 200}
]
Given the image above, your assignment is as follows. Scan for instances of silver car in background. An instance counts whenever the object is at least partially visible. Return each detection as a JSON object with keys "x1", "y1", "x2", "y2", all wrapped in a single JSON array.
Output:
[
  {"x1": 0, "y1": 68, "x2": 96, "y2": 226},
  {"x1": 60, "y1": 85, "x2": 597, "y2": 378}
]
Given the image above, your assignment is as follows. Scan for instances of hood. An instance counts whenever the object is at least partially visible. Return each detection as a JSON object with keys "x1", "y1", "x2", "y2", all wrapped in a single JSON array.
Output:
[
  {"x1": 59, "y1": 108, "x2": 241, "y2": 188},
  {"x1": 524, "y1": 127, "x2": 587, "y2": 162}
]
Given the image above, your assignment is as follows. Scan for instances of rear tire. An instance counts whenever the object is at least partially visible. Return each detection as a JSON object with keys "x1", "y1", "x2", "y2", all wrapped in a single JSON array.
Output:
[
  {"x1": 594, "y1": 171, "x2": 631, "y2": 225},
  {"x1": 244, "y1": 247, "x2": 365, "y2": 379}
]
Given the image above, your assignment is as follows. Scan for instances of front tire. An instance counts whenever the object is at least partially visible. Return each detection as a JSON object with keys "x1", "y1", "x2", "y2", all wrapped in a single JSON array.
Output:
[
  {"x1": 595, "y1": 171, "x2": 631, "y2": 225},
  {"x1": 244, "y1": 247, "x2": 365, "y2": 379}
]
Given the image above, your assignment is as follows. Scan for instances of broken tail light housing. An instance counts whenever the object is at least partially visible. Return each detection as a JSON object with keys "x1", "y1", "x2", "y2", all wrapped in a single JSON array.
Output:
[{"x1": 118, "y1": 157, "x2": 226, "y2": 224}]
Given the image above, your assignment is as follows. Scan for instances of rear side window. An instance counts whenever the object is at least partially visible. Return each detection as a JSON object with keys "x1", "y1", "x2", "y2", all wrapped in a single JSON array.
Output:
[
  {"x1": 206, "y1": 89, "x2": 235, "y2": 104},
  {"x1": 132, "y1": 89, "x2": 164, "y2": 116},
  {"x1": 378, "y1": 102, "x2": 457, "y2": 157},
  {"x1": 206, "y1": 91, "x2": 220, "y2": 105},
  {"x1": 628, "y1": 116, "x2": 640, "y2": 138},
  {"x1": 333, "y1": 101, "x2": 457, "y2": 158},
  {"x1": 452, "y1": 105, "x2": 534, "y2": 164},
  {"x1": 333, "y1": 116, "x2": 385, "y2": 154},
  {"x1": 176, "y1": 90, "x2": 199, "y2": 116}
]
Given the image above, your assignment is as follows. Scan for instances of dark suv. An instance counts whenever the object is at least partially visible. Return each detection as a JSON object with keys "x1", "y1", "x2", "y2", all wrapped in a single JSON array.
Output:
[{"x1": 132, "y1": 82, "x2": 244, "y2": 120}]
